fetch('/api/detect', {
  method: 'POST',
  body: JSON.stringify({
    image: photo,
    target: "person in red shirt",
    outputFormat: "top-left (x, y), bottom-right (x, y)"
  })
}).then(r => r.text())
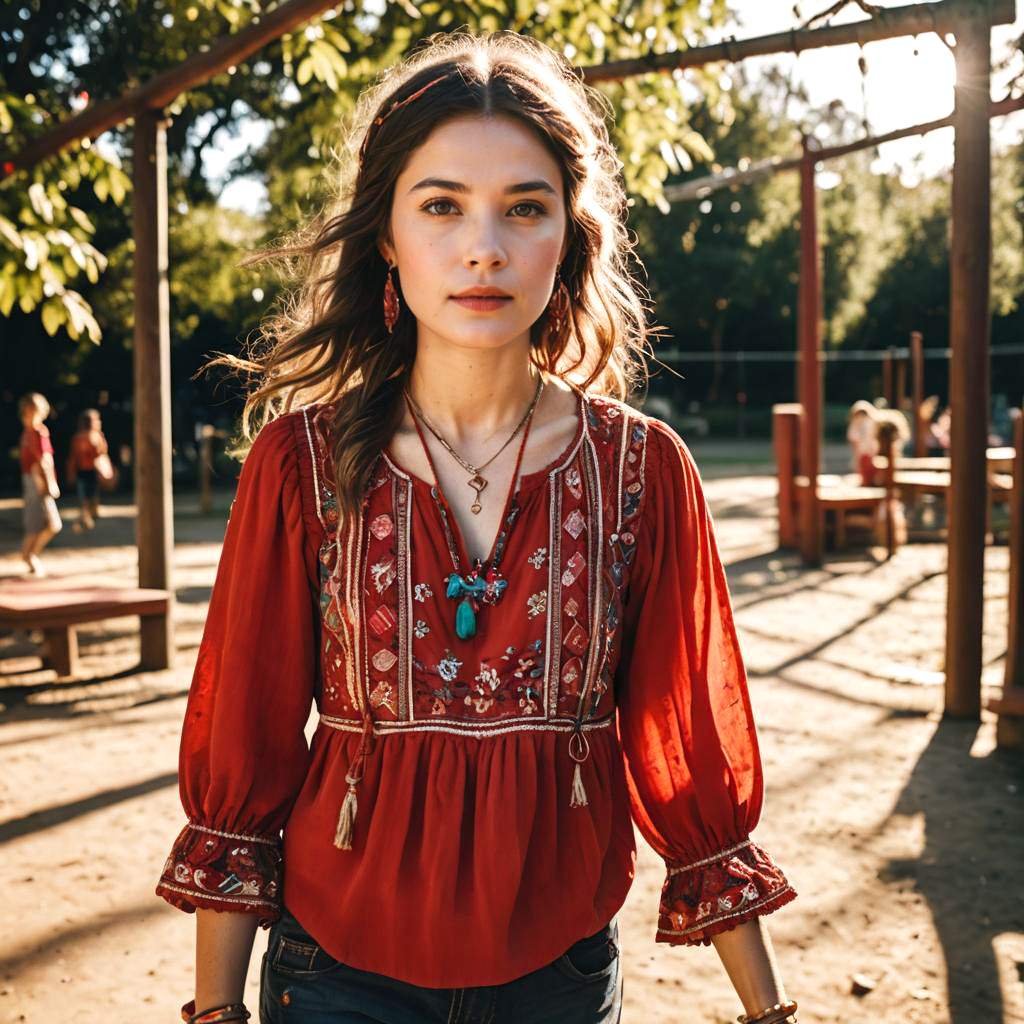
top-left (157, 33), bottom-right (799, 1024)
top-left (66, 408), bottom-right (110, 531)
top-left (18, 392), bottom-right (62, 576)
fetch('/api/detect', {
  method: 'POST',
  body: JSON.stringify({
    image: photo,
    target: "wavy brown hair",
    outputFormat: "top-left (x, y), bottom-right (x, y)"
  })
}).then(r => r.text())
top-left (215, 30), bottom-right (660, 525)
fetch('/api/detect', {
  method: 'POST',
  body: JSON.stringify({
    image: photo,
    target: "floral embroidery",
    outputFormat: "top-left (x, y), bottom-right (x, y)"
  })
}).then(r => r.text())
top-left (561, 551), bottom-right (586, 588)
top-left (465, 685), bottom-right (495, 714)
top-left (566, 466), bottom-right (583, 499)
top-left (370, 513), bottom-right (394, 540)
top-left (370, 558), bottom-right (396, 593)
top-left (372, 649), bottom-right (398, 673)
top-left (563, 508), bottom-right (585, 539)
top-left (513, 639), bottom-right (544, 684)
top-left (369, 681), bottom-right (397, 715)
top-left (432, 682), bottom-right (456, 715)
top-left (156, 823), bottom-right (281, 923)
top-left (414, 582), bottom-right (434, 602)
top-left (476, 663), bottom-right (501, 691)
top-left (414, 619), bottom-right (430, 639)
top-left (527, 590), bottom-right (547, 618)
top-left (657, 841), bottom-right (796, 947)
top-left (517, 682), bottom-right (541, 713)
top-left (437, 651), bottom-right (463, 683)
top-left (528, 547), bottom-right (547, 569)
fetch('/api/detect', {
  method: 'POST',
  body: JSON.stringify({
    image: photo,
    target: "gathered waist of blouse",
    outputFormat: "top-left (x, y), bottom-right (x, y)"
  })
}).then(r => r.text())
top-left (318, 709), bottom-right (616, 738)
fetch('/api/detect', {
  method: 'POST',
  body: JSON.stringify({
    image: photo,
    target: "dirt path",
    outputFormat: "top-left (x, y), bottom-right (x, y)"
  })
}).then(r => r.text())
top-left (1, 475), bottom-right (1021, 1024)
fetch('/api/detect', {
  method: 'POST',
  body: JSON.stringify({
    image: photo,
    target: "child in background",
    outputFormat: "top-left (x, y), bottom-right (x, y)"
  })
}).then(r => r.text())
top-left (847, 400), bottom-right (879, 485)
top-left (18, 392), bottom-right (62, 575)
top-left (66, 408), bottom-right (110, 531)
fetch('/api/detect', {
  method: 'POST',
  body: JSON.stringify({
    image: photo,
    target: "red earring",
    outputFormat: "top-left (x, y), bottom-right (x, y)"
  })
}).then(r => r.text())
top-left (547, 271), bottom-right (569, 336)
top-left (383, 265), bottom-right (400, 334)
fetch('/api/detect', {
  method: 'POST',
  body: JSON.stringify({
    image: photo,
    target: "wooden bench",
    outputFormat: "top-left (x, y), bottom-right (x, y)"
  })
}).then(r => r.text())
top-left (0, 577), bottom-right (172, 677)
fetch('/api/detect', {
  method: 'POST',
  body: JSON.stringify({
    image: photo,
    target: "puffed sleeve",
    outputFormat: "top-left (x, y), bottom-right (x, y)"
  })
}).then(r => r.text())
top-left (155, 416), bottom-right (317, 926)
top-left (615, 417), bottom-right (796, 946)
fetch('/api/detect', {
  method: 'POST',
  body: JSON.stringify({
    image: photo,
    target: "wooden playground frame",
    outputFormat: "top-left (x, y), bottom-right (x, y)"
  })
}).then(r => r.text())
top-left (3, 0), bottom-right (1020, 737)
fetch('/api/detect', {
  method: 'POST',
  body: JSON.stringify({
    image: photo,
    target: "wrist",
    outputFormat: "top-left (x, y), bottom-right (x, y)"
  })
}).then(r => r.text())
top-left (737, 999), bottom-right (798, 1024)
top-left (181, 999), bottom-right (251, 1023)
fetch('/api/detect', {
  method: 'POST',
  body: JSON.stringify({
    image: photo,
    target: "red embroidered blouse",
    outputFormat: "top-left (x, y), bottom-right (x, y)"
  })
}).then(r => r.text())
top-left (156, 390), bottom-right (796, 988)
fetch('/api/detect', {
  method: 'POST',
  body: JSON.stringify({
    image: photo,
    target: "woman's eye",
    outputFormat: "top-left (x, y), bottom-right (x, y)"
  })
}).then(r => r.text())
top-left (420, 199), bottom-right (546, 218)
top-left (509, 201), bottom-right (545, 218)
top-left (422, 198), bottom-right (457, 216)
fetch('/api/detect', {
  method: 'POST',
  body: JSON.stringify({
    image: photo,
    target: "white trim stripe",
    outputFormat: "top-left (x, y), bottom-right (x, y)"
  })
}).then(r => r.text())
top-left (319, 712), bottom-right (614, 739)
top-left (187, 821), bottom-right (279, 845)
top-left (302, 407), bottom-right (327, 529)
top-left (157, 880), bottom-right (279, 910)
top-left (666, 838), bottom-right (753, 874)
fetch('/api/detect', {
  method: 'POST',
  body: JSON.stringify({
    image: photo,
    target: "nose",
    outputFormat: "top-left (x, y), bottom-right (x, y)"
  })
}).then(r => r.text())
top-left (462, 216), bottom-right (508, 270)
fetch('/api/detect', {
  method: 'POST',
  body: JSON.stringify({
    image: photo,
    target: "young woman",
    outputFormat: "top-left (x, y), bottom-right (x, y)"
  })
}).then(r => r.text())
top-left (66, 408), bottom-right (111, 531)
top-left (157, 32), bottom-right (798, 1024)
top-left (18, 391), bottom-right (62, 575)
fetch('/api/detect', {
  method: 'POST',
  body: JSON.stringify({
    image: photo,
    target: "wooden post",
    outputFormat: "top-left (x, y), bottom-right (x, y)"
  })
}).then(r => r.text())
top-left (944, 10), bottom-right (992, 720)
top-left (911, 330), bottom-right (926, 456)
top-left (133, 108), bottom-right (174, 671)
top-left (773, 404), bottom-right (802, 548)
top-left (878, 425), bottom-right (898, 560)
top-left (895, 357), bottom-right (907, 416)
top-left (988, 410), bottom-right (1024, 747)
top-left (798, 137), bottom-right (823, 567)
top-left (882, 349), bottom-right (894, 407)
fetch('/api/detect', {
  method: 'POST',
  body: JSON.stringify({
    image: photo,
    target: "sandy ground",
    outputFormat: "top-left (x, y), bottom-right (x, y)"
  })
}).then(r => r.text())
top-left (1, 457), bottom-right (1022, 1024)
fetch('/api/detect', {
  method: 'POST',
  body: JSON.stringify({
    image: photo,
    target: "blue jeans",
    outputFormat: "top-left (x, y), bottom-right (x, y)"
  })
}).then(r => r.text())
top-left (259, 906), bottom-right (623, 1024)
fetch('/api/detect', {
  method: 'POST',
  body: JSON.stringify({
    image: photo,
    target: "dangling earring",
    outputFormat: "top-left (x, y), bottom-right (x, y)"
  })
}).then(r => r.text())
top-left (547, 269), bottom-right (569, 337)
top-left (383, 264), bottom-right (400, 334)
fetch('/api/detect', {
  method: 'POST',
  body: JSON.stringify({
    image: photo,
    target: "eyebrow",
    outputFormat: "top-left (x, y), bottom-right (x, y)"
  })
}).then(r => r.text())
top-left (408, 177), bottom-right (558, 196)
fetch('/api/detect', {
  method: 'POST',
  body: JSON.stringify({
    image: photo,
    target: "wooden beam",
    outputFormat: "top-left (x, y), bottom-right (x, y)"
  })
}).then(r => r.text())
top-left (1, 0), bottom-right (339, 173)
top-left (132, 109), bottom-right (175, 672)
top-left (944, 11), bottom-right (992, 720)
top-left (666, 94), bottom-right (1024, 203)
top-left (582, 0), bottom-right (1015, 84)
top-left (798, 138), bottom-right (823, 567)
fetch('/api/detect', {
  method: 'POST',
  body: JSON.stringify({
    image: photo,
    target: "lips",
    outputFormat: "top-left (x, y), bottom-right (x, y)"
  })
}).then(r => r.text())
top-left (450, 293), bottom-right (513, 312)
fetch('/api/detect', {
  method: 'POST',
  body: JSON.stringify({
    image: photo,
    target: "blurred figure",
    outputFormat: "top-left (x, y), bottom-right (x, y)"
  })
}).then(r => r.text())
top-left (919, 395), bottom-right (942, 455)
top-left (66, 408), bottom-right (111, 531)
top-left (930, 405), bottom-right (952, 454)
top-left (847, 399), bottom-right (879, 485)
top-left (874, 406), bottom-right (912, 459)
top-left (18, 392), bottom-right (62, 575)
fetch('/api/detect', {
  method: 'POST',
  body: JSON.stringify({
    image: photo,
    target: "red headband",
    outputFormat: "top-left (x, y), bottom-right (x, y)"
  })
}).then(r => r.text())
top-left (357, 71), bottom-right (453, 167)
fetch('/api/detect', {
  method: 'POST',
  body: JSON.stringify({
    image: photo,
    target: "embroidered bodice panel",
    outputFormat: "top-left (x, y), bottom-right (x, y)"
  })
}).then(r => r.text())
top-left (303, 394), bottom-right (650, 735)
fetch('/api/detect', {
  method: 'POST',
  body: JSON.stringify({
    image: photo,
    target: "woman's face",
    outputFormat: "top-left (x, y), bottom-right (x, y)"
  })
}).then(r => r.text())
top-left (381, 113), bottom-right (569, 353)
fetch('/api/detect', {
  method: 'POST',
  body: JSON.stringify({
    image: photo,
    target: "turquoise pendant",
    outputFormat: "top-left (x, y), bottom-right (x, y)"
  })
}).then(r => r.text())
top-left (455, 597), bottom-right (477, 639)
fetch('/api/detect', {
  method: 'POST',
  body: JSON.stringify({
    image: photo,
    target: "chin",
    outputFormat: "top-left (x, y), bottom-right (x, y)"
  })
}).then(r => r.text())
top-left (437, 324), bottom-right (531, 351)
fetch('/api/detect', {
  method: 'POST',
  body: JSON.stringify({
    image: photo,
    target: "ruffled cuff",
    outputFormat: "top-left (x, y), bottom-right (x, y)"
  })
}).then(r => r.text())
top-left (656, 837), bottom-right (796, 946)
top-left (155, 821), bottom-right (283, 927)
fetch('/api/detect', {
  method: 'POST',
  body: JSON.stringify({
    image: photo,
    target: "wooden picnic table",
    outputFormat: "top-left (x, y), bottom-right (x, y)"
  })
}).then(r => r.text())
top-left (0, 576), bottom-right (172, 676)
top-left (879, 447), bottom-right (1016, 473)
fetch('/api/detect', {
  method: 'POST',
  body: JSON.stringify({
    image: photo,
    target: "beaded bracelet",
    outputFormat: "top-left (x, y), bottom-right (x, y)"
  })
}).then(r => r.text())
top-left (737, 999), bottom-right (798, 1024)
top-left (180, 999), bottom-right (251, 1023)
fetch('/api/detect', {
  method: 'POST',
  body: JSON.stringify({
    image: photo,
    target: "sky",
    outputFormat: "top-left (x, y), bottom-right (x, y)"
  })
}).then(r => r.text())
top-left (201, 1), bottom-right (1024, 214)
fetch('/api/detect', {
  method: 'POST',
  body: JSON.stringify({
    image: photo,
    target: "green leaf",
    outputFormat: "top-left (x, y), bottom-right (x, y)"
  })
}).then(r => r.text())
top-left (41, 300), bottom-right (65, 336)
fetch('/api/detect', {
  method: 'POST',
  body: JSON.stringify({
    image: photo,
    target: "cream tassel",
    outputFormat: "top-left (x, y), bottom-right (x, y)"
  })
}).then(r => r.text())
top-left (570, 761), bottom-right (589, 807)
top-left (333, 780), bottom-right (359, 850)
